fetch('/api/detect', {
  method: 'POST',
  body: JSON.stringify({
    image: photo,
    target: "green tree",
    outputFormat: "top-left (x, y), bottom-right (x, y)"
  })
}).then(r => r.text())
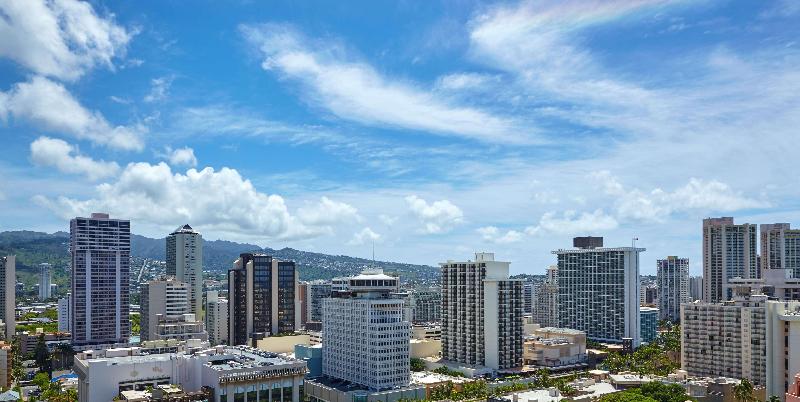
top-left (733, 379), bottom-right (756, 402)
top-left (599, 391), bottom-right (658, 402)
top-left (768, 396), bottom-right (780, 402)
top-left (33, 334), bottom-right (51, 374)
top-left (637, 382), bottom-right (694, 402)
top-left (410, 358), bottom-right (426, 372)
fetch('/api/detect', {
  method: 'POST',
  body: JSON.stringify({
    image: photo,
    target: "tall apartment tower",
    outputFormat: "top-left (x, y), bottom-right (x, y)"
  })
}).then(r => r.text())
top-left (703, 217), bottom-right (757, 303)
top-left (440, 252), bottom-right (523, 370)
top-left (39, 263), bottom-right (52, 300)
top-left (205, 290), bottom-right (229, 345)
top-left (554, 237), bottom-right (643, 346)
top-left (532, 265), bottom-right (559, 327)
top-left (166, 224), bottom-right (203, 318)
top-left (140, 278), bottom-right (190, 341)
top-left (656, 256), bottom-right (690, 322)
top-left (57, 294), bottom-right (71, 332)
top-left (689, 276), bottom-right (704, 301)
top-left (304, 280), bottom-right (333, 326)
top-left (0, 256), bottom-right (15, 339)
top-left (70, 213), bottom-right (131, 346)
top-left (228, 253), bottom-right (301, 346)
top-left (410, 288), bottom-right (441, 324)
top-left (522, 283), bottom-right (534, 314)
top-left (761, 223), bottom-right (800, 278)
top-left (322, 269), bottom-right (410, 391)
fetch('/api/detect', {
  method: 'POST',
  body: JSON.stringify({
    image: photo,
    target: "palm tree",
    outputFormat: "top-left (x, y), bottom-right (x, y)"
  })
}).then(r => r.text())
top-left (733, 379), bottom-right (755, 402)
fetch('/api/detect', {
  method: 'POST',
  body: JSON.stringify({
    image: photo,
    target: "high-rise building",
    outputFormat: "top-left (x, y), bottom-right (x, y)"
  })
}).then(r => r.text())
top-left (639, 307), bottom-right (658, 343)
top-left (205, 290), bottom-right (228, 345)
top-left (657, 256), bottom-right (690, 322)
top-left (554, 237), bottom-right (643, 346)
top-left (228, 253), bottom-right (300, 346)
top-left (0, 256), bottom-right (14, 339)
top-left (70, 213), bottom-right (131, 346)
top-left (522, 283), bottom-right (533, 314)
top-left (140, 278), bottom-right (191, 341)
top-left (532, 265), bottom-right (559, 328)
top-left (410, 288), bottom-right (441, 324)
top-left (682, 296), bottom-right (800, 398)
top-left (689, 276), bottom-right (704, 301)
top-left (306, 281), bottom-right (333, 325)
top-left (57, 294), bottom-right (71, 332)
top-left (38, 262), bottom-right (52, 300)
top-left (703, 217), bottom-right (757, 303)
top-left (166, 224), bottom-right (203, 318)
top-left (761, 223), bottom-right (800, 278)
top-left (440, 252), bottom-right (523, 370)
top-left (322, 269), bottom-right (410, 391)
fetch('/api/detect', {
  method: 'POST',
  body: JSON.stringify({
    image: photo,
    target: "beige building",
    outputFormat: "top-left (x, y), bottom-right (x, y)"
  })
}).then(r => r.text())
top-left (0, 341), bottom-right (11, 388)
top-left (523, 327), bottom-right (587, 369)
top-left (166, 224), bottom-right (203, 318)
top-left (531, 265), bottom-right (559, 328)
top-left (141, 278), bottom-right (192, 341)
top-left (152, 314), bottom-right (208, 342)
top-left (703, 217), bottom-right (757, 303)
top-left (0, 256), bottom-right (15, 339)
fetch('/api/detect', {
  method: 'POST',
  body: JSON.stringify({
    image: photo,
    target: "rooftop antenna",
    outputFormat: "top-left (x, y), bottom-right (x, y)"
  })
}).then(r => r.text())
top-left (632, 237), bottom-right (639, 248)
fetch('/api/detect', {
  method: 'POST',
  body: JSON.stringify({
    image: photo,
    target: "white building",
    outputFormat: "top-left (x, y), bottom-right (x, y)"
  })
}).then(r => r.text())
top-left (322, 269), bottom-right (410, 391)
top-left (726, 268), bottom-right (800, 301)
top-left (554, 237), bottom-right (643, 346)
top-left (440, 252), bottom-right (524, 371)
top-left (657, 256), bottom-right (690, 322)
top-left (166, 224), bottom-right (203, 318)
top-left (205, 290), bottom-right (228, 345)
top-left (74, 345), bottom-right (307, 402)
top-left (57, 294), bottom-right (71, 332)
top-left (760, 223), bottom-right (800, 278)
top-left (0, 256), bottom-right (14, 339)
top-left (532, 265), bottom-right (559, 328)
top-left (766, 301), bottom-right (800, 401)
top-left (152, 313), bottom-right (208, 342)
top-left (703, 217), bottom-right (757, 303)
top-left (140, 278), bottom-right (192, 341)
top-left (689, 276), bottom-right (704, 301)
top-left (70, 213), bottom-right (131, 346)
top-left (38, 263), bottom-right (52, 300)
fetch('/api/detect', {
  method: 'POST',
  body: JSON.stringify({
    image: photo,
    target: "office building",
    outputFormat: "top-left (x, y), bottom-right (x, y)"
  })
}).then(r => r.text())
top-left (657, 256), bottom-right (690, 322)
top-left (681, 295), bottom-right (800, 397)
top-left (440, 252), bottom-right (524, 371)
top-left (166, 224), bottom-right (203, 318)
top-left (70, 213), bottom-right (131, 346)
top-left (322, 269), bottom-right (410, 391)
top-left (703, 217), bottom-right (757, 303)
top-left (0, 256), bottom-right (14, 339)
top-left (141, 278), bottom-right (192, 341)
top-left (205, 291), bottom-right (228, 345)
top-left (761, 223), bottom-right (800, 278)
top-left (74, 345), bottom-right (307, 402)
top-left (639, 307), bottom-right (658, 343)
top-left (58, 294), bottom-right (71, 332)
top-left (554, 237), bottom-right (643, 346)
top-left (531, 265), bottom-right (559, 328)
top-left (306, 280), bottom-right (332, 325)
top-left (228, 253), bottom-right (300, 346)
top-left (39, 262), bottom-right (52, 300)
top-left (410, 288), bottom-right (441, 324)
top-left (689, 276), bottom-right (704, 301)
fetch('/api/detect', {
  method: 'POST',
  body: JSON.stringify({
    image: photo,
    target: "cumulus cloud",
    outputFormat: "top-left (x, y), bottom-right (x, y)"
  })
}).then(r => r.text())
top-left (144, 76), bottom-right (173, 103)
top-left (296, 196), bottom-right (360, 226)
top-left (32, 162), bottom-right (342, 240)
top-left (592, 171), bottom-right (768, 222)
top-left (0, 0), bottom-right (132, 81)
top-left (405, 195), bottom-right (464, 234)
top-left (477, 226), bottom-right (524, 244)
top-left (162, 146), bottom-right (197, 167)
top-left (0, 76), bottom-right (144, 150)
top-left (525, 209), bottom-right (619, 236)
top-left (29, 136), bottom-right (120, 180)
top-left (348, 227), bottom-right (381, 246)
top-left (240, 23), bottom-right (530, 144)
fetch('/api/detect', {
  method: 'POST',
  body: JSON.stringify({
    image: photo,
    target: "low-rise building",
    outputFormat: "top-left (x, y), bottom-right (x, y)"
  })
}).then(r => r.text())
top-left (523, 327), bottom-right (587, 369)
top-left (74, 345), bottom-right (307, 402)
top-left (639, 307), bottom-right (659, 344)
top-left (0, 341), bottom-right (11, 389)
top-left (152, 313), bottom-right (208, 342)
top-left (18, 330), bottom-right (71, 355)
top-left (120, 384), bottom-right (214, 401)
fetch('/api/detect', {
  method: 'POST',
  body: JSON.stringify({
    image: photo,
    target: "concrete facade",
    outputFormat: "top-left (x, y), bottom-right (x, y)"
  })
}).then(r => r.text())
top-left (657, 256), bottom-right (689, 322)
top-left (532, 265), bottom-right (559, 328)
top-left (205, 290), bottom-right (228, 345)
top-left (38, 262), bottom-right (52, 300)
top-left (703, 217), bottom-right (758, 303)
top-left (166, 224), bottom-right (203, 318)
top-left (0, 256), bottom-right (14, 339)
top-left (141, 278), bottom-right (191, 341)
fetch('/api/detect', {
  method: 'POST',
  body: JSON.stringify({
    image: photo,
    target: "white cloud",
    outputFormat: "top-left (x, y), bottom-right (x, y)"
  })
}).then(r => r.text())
top-left (592, 171), bottom-right (768, 222)
top-left (435, 73), bottom-right (498, 91)
top-left (240, 23), bottom-right (530, 144)
top-left (32, 162), bottom-right (339, 240)
top-left (477, 226), bottom-right (524, 244)
top-left (379, 214), bottom-right (398, 226)
top-left (144, 76), bottom-right (173, 103)
top-left (348, 227), bottom-right (381, 246)
top-left (296, 196), bottom-right (361, 227)
top-left (525, 209), bottom-right (619, 236)
top-left (162, 146), bottom-right (197, 167)
top-left (0, 76), bottom-right (144, 150)
top-left (405, 195), bottom-right (464, 234)
top-left (29, 136), bottom-right (119, 180)
top-left (0, 0), bottom-right (132, 81)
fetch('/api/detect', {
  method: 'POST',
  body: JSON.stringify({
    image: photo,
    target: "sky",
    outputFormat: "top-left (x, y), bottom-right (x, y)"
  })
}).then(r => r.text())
top-left (1, 0), bottom-right (799, 275)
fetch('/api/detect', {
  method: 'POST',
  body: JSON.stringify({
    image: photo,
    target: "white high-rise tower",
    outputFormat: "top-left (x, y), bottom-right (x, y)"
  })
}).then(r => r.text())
top-left (167, 224), bottom-right (203, 318)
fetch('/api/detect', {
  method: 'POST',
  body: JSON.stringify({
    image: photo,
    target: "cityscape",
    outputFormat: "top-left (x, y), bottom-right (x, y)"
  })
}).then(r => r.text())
top-left (1, 1), bottom-right (799, 402)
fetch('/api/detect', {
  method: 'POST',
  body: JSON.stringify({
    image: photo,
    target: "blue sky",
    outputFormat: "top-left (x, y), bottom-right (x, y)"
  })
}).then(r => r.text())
top-left (1, 0), bottom-right (799, 275)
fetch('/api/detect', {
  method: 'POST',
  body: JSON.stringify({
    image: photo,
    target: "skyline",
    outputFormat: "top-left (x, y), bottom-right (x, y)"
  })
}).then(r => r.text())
top-left (2, 0), bottom-right (800, 275)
